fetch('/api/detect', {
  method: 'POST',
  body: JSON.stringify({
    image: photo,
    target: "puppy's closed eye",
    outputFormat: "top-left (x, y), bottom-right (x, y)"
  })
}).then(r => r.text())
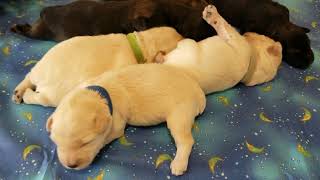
top-left (79, 140), bottom-right (93, 148)
top-left (80, 134), bottom-right (97, 148)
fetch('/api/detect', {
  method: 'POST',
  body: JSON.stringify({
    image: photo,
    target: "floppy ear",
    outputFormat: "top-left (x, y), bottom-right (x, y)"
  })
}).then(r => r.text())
top-left (94, 117), bottom-right (111, 134)
top-left (46, 115), bottom-right (54, 133)
top-left (267, 42), bottom-right (282, 57)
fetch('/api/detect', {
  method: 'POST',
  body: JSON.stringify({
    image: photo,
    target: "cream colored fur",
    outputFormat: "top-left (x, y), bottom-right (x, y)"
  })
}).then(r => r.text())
top-left (12, 27), bottom-right (183, 106)
top-left (11, 5), bottom-right (283, 177)
top-left (161, 5), bottom-right (282, 94)
top-left (47, 64), bottom-right (205, 176)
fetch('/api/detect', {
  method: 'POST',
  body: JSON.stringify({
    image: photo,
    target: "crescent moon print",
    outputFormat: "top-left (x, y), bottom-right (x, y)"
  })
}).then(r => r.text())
top-left (0, 0), bottom-right (319, 179)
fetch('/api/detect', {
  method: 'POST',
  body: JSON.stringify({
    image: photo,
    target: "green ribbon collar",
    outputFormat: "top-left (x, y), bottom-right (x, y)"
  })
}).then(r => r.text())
top-left (127, 32), bottom-right (146, 64)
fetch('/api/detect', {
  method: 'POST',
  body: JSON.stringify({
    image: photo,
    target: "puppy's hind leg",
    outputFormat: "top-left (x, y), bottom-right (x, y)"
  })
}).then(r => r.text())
top-left (202, 5), bottom-right (239, 41)
top-left (12, 73), bottom-right (35, 104)
top-left (167, 106), bottom-right (196, 176)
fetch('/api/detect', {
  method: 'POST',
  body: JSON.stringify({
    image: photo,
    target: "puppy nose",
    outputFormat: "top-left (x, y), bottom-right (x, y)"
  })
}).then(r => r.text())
top-left (308, 51), bottom-right (314, 59)
top-left (66, 163), bottom-right (79, 169)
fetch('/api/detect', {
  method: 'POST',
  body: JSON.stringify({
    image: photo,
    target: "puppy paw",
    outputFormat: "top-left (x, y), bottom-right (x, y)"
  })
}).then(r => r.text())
top-left (154, 51), bottom-right (166, 64)
top-left (10, 24), bottom-right (31, 34)
top-left (170, 159), bottom-right (188, 176)
top-left (202, 5), bottom-right (219, 24)
top-left (12, 88), bottom-right (24, 104)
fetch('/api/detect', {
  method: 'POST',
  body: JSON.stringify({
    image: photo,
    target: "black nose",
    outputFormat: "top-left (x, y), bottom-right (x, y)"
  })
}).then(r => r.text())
top-left (308, 50), bottom-right (314, 60)
top-left (67, 164), bottom-right (78, 169)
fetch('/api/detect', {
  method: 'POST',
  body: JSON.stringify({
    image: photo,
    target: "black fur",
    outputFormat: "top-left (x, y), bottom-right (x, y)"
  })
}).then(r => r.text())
top-left (10, 0), bottom-right (314, 69)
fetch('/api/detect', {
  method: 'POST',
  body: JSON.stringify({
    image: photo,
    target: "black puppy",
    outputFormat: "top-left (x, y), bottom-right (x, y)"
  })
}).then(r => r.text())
top-left (211, 0), bottom-right (313, 69)
top-left (10, 0), bottom-right (314, 69)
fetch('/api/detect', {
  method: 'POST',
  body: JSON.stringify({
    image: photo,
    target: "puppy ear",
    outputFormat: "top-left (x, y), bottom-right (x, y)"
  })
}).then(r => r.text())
top-left (267, 42), bottom-right (282, 57)
top-left (46, 115), bottom-right (54, 133)
top-left (94, 117), bottom-right (110, 133)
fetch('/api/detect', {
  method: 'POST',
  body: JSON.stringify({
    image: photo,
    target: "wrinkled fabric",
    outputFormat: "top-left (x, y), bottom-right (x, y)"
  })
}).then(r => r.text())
top-left (0, 0), bottom-right (319, 179)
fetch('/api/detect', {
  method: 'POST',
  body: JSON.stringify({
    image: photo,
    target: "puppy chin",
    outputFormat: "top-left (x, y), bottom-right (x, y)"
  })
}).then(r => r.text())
top-left (60, 157), bottom-right (94, 170)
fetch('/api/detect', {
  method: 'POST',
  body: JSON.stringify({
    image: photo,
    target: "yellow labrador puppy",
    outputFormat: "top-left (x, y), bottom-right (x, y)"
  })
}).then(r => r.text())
top-left (46, 64), bottom-right (206, 176)
top-left (159, 5), bottom-right (282, 94)
top-left (12, 27), bottom-right (183, 106)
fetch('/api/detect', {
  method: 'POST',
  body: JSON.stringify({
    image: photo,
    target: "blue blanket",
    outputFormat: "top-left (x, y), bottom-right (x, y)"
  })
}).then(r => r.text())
top-left (0, 0), bottom-right (319, 179)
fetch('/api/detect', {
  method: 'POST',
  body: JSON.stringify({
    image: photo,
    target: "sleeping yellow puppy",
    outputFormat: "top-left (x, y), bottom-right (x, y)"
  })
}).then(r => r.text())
top-left (158, 5), bottom-right (282, 94)
top-left (46, 64), bottom-right (205, 176)
top-left (12, 27), bottom-right (182, 106)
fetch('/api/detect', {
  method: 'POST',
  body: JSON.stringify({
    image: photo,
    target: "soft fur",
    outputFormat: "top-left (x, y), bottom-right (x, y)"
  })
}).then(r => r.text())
top-left (46, 64), bottom-right (206, 176)
top-left (12, 27), bottom-right (183, 106)
top-left (11, 4), bottom-right (283, 176)
top-left (159, 5), bottom-right (282, 94)
top-left (11, 0), bottom-right (313, 69)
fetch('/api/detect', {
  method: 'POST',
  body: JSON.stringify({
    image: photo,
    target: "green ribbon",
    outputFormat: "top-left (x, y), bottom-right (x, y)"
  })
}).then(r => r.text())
top-left (127, 32), bottom-right (146, 64)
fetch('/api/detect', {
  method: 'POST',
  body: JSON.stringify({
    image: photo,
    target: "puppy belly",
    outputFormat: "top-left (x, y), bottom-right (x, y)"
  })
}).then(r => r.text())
top-left (127, 116), bottom-right (166, 126)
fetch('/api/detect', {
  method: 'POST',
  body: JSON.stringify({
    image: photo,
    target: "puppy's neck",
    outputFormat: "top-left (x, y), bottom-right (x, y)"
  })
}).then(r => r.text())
top-left (136, 28), bottom-right (183, 63)
top-left (136, 31), bottom-right (163, 63)
top-left (241, 42), bottom-right (258, 83)
top-left (97, 83), bottom-right (129, 144)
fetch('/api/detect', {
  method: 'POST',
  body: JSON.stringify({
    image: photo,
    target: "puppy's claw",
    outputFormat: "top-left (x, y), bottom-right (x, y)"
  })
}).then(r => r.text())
top-left (170, 159), bottom-right (187, 176)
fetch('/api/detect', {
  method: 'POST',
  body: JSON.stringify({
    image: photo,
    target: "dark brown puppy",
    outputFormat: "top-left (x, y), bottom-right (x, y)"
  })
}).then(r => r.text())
top-left (10, 0), bottom-right (314, 69)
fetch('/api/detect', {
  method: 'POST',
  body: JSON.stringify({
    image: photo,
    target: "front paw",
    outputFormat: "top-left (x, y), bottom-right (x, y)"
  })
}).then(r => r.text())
top-left (202, 5), bottom-right (219, 24)
top-left (170, 159), bottom-right (188, 176)
top-left (10, 24), bottom-right (31, 33)
top-left (12, 89), bottom-right (24, 104)
top-left (154, 51), bottom-right (166, 64)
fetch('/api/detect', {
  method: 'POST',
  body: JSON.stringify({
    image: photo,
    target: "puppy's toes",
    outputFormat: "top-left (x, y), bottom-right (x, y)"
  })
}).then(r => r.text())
top-left (206, 5), bottom-right (218, 14)
top-left (10, 24), bottom-right (21, 33)
top-left (12, 89), bottom-right (24, 104)
top-left (10, 24), bottom-right (31, 34)
top-left (202, 5), bottom-right (218, 22)
top-left (170, 159), bottom-right (187, 176)
top-left (154, 51), bottom-right (166, 64)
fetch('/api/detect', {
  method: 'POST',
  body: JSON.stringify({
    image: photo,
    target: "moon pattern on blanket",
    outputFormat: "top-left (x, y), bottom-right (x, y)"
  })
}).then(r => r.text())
top-left (300, 107), bottom-right (312, 122)
top-left (297, 143), bottom-right (312, 157)
top-left (259, 112), bottom-right (273, 123)
top-left (155, 154), bottom-right (173, 169)
top-left (22, 145), bottom-right (41, 160)
top-left (2, 45), bottom-right (10, 56)
top-left (119, 136), bottom-right (133, 146)
top-left (24, 60), bottom-right (38, 67)
top-left (304, 75), bottom-right (319, 83)
top-left (87, 170), bottom-right (105, 180)
top-left (261, 85), bottom-right (272, 92)
top-left (0, 0), bottom-right (319, 179)
top-left (22, 112), bottom-right (33, 121)
top-left (208, 156), bottom-right (223, 173)
top-left (217, 96), bottom-right (230, 106)
top-left (246, 141), bottom-right (264, 154)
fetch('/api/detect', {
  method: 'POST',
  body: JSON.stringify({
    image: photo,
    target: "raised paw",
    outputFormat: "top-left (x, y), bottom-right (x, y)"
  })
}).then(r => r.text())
top-left (170, 158), bottom-right (188, 176)
top-left (202, 5), bottom-right (219, 24)
top-left (12, 89), bottom-right (24, 104)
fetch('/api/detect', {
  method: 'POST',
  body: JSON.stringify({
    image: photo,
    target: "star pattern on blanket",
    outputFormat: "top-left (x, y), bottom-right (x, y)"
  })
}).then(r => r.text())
top-left (0, 0), bottom-right (319, 179)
